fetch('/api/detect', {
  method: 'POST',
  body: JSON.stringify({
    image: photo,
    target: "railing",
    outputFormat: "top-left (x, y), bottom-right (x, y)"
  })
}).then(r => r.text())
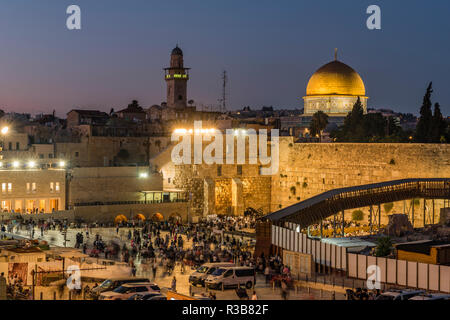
top-left (73, 198), bottom-right (188, 207)
top-left (267, 178), bottom-right (450, 227)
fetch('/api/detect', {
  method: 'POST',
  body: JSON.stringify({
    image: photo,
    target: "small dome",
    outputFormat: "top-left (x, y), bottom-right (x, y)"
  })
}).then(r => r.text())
top-left (306, 60), bottom-right (365, 96)
top-left (171, 46), bottom-right (183, 56)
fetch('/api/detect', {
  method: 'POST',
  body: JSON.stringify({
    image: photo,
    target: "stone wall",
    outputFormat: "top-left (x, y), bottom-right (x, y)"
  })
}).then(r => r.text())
top-left (68, 166), bottom-right (163, 205)
top-left (150, 135), bottom-right (449, 222)
top-left (71, 202), bottom-right (189, 223)
top-left (271, 138), bottom-right (450, 225)
top-left (5, 202), bottom-right (189, 223)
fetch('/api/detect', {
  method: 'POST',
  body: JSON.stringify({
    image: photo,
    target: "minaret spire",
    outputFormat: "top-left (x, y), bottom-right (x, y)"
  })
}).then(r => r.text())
top-left (334, 48), bottom-right (338, 61)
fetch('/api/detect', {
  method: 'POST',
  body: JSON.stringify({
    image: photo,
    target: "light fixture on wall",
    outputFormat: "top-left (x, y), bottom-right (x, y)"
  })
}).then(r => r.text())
top-left (139, 172), bottom-right (149, 178)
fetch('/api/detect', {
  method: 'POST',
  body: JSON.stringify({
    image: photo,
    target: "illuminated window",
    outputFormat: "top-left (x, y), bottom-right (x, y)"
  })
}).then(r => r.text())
top-left (26, 183), bottom-right (30, 193)
top-left (2, 183), bottom-right (6, 193)
top-left (50, 182), bottom-right (54, 192)
top-left (8, 183), bottom-right (12, 193)
top-left (31, 183), bottom-right (36, 192)
top-left (55, 182), bottom-right (60, 192)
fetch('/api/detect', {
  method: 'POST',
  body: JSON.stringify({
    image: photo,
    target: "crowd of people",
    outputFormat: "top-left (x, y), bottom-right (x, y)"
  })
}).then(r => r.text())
top-left (1, 214), bottom-right (310, 300)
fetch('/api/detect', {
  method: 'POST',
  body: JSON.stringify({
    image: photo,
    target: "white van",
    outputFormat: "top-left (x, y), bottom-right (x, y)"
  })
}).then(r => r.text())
top-left (205, 266), bottom-right (255, 290)
top-left (189, 262), bottom-right (235, 287)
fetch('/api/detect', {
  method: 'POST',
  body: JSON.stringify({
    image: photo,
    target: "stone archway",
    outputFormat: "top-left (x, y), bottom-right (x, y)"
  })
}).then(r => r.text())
top-left (168, 212), bottom-right (182, 223)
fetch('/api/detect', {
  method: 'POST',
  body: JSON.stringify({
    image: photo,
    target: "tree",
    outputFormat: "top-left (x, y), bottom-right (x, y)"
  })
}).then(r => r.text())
top-left (415, 82), bottom-right (433, 142)
top-left (431, 103), bottom-right (447, 143)
top-left (375, 236), bottom-right (393, 257)
top-left (334, 97), bottom-right (365, 142)
top-left (352, 210), bottom-right (364, 221)
top-left (383, 202), bottom-right (394, 214)
top-left (309, 111), bottom-right (329, 141)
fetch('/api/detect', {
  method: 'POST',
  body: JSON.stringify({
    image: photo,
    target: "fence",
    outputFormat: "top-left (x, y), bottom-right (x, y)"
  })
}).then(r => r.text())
top-left (347, 253), bottom-right (450, 293)
top-left (271, 225), bottom-right (450, 293)
top-left (272, 225), bottom-right (347, 271)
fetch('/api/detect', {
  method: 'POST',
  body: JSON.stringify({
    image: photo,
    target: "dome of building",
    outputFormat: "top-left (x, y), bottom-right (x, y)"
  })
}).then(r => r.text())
top-left (306, 60), bottom-right (365, 96)
top-left (171, 45), bottom-right (183, 56)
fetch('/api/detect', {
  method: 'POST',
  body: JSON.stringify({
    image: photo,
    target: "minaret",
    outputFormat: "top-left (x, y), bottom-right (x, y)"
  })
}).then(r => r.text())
top-left (164, 45), bottom-right (190, 108)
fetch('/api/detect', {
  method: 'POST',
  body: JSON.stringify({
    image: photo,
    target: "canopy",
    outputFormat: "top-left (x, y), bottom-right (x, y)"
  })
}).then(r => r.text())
top-left (114, 214), bottom-right (128, 224)
top-left (134, 213), bottom-right (146, 221)
top-left (151, 213), bottom-right (164, 221)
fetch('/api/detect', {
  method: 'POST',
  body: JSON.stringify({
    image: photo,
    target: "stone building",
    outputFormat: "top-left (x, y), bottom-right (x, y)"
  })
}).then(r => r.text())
top-left (0, 168), bottom-right (66, 213)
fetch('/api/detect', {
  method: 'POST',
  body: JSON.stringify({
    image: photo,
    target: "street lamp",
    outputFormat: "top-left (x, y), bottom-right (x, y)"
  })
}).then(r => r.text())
top-left (12, 161), bottom-right (19, 168)
top-left (139, 172), bottom-right (148, 178)
top-left (59, 161), bottom-right (66, 167)
top-left (1, 126), bottom-right (8, 135)
top-left (28, 160), bottom-right (36, 168)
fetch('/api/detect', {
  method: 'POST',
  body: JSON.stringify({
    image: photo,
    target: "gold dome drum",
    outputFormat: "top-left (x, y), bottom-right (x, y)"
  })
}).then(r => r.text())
top-left (303, 58), bottom-right (368, 116)
top-left (306, 60), bottom-right (365, 96)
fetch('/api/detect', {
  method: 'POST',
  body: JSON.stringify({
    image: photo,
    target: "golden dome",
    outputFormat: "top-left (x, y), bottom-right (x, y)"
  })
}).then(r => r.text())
top-left (306, 60), bottom-right (365, 96)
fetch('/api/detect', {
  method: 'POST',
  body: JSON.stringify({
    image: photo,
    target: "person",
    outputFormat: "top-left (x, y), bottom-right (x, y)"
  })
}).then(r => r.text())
top-left (235, 285), bottom-right (249, 300)
top-left (264, 265), bottom-right (271, 284)
top-left (281, 280), bottom-right (288, 300)
top-left (0, 272), bottom-right (6, 300)
top-left (152, 260), bottom-right (157, 279)
top-left (251, 291), bottom-right (258, 300)
top-left (171, 276), bottom-right (177, 292)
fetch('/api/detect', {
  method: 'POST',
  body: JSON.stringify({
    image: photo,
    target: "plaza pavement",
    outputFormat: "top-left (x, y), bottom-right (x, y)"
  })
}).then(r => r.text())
top-left (4, 226), bottom-right (344, 300)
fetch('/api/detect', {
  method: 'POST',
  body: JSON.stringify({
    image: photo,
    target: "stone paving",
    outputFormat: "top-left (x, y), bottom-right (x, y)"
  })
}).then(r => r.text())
top-left (3, 226), bottom-right (344, 300)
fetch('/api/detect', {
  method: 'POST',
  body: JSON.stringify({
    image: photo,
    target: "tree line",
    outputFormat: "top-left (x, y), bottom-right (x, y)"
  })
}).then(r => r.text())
top-left (309, 82), bottom-right (449, 143)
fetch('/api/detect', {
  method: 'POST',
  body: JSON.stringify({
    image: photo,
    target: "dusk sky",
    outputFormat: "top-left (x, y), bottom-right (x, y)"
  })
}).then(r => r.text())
top-left (0, 0), bottom-right (449, 117)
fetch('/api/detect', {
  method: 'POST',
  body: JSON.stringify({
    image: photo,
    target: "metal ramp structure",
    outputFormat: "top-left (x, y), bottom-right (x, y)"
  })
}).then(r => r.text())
top-left (264, 178), bottom-right (450, 230)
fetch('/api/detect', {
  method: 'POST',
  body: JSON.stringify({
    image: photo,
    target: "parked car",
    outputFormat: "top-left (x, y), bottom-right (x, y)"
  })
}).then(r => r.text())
top-left (128, 292), bottom-right (164, 300)
top-left (147, 295), bottom-right (167, 300)
top-left (89, 277), bottom-right (150, 299)
top-left (205, 266), bottom-right (255, 290)
top-left (99, 283), bottom-right (160, 300)
top-left (189, 262), bottom-right (235, 287)
top-left (409, 293), bottom-right (450, 300)
top-left (375, 289), bottom-right (425, 301)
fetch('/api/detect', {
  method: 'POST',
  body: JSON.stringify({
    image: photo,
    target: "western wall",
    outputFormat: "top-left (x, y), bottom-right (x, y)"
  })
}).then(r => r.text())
top-left (153, 137), bottom-right (450, 226)
top-left (271, 138), bottom-right (450, 225)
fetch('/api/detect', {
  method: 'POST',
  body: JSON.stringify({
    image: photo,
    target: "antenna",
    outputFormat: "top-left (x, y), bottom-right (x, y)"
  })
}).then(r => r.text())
top-left (218, 70), bottom-right (228, 112)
